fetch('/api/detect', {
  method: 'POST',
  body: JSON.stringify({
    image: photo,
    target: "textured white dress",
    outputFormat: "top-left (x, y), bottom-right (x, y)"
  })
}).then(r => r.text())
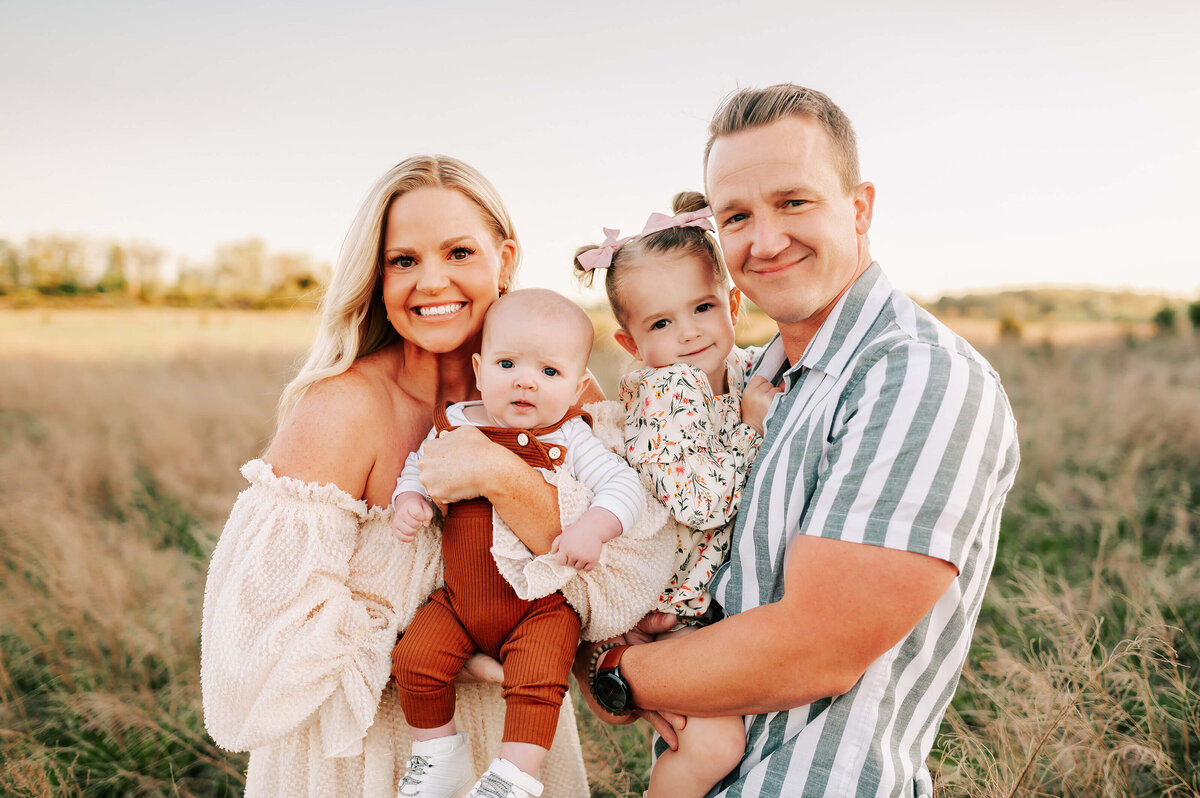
top-left (201, 408), bottom-right (677, 798)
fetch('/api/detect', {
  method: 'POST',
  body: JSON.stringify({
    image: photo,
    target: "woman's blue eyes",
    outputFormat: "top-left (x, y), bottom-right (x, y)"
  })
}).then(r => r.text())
top-left (387, 248), bottom-right (474, 269)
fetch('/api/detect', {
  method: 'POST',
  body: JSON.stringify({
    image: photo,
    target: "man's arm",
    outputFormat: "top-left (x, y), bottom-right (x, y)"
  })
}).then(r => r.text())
top-left (586, 535), bottom-right (955, 718)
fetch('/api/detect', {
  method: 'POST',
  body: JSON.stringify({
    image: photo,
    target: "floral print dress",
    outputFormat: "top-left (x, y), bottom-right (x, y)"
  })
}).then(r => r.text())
top-left (618, 346), bottom-right (762, 621)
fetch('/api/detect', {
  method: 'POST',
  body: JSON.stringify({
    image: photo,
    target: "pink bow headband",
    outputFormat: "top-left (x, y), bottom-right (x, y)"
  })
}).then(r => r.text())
top-left (577, 207), bottom-right (714, 271)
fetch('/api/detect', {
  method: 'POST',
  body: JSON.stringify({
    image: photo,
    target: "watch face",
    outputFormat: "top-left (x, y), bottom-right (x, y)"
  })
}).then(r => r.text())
top-left (595, 672), bottom-right (631, 713)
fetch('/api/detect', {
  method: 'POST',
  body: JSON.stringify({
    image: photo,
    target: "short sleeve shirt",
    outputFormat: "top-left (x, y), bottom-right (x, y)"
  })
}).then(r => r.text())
top-left (707, 263), bottom-right (1021, 798)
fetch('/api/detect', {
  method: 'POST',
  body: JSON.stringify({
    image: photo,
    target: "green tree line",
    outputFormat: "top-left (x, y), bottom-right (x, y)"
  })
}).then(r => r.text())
top-left (0, 235), bottom-right (329, 308)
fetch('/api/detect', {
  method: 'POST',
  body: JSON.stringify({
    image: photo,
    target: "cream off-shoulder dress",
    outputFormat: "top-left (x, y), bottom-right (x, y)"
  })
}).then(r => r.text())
top-left (201, 401), bottom-right (678, 798)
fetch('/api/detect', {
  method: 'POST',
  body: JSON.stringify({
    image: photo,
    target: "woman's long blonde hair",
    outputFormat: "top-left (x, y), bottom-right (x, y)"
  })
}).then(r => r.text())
top-left (276, 155), bottom-right (520, 431)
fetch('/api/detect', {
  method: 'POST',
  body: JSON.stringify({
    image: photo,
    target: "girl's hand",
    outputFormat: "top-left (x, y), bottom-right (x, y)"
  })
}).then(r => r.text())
top-left (741, 376), bottom-right (784, 436)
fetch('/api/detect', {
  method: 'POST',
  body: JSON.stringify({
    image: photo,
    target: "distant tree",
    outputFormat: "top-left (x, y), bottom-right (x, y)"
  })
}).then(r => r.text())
top-left (1152, 305), bottom-right (1177, 335)
top-left (1188, 300), bottom-right (1200, 332)
top-left (97, 244), bottom-right (128, 294)
top-left (215, 238), bottom-right (267, 300)
top-left (25, 236), bottom-right (86, 295)
top-left (998, 313), bottom-right (1023, 342)
top-left (125, 242), bottom-right (165, 300)
top-left (0, 240), bottom-right (17, 294)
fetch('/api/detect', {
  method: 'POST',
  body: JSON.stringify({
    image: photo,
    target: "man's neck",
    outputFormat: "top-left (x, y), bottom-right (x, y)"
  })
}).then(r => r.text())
top-left (778, 253), bottom-right (872, 364)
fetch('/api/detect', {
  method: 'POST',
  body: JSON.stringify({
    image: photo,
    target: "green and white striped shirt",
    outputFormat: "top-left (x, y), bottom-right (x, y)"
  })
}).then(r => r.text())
top-left (707, 263), bottom-right (1020, 797)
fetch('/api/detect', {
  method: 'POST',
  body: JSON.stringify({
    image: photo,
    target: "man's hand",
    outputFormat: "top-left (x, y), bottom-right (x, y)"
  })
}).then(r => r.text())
top-left (551, 507), bottom-right (620, 570)
top-left (741, 375), bottom-right (784, 435)
top-left (573, 619), bottom-right (685, 751)
top-left (390, 491), bottom-right (433, 542)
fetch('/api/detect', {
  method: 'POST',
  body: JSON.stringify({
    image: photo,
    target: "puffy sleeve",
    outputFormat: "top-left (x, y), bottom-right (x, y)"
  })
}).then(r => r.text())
top-left (490, 401), bottom-right (680, 641)
top-left (619, 363), bottom-right (760, 530)
top-left (201, 460), bottom-right (443, 758)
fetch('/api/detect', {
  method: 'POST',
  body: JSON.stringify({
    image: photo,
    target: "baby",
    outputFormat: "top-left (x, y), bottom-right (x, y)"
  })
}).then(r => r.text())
top-left (390, 288), bottom-right (642, 798)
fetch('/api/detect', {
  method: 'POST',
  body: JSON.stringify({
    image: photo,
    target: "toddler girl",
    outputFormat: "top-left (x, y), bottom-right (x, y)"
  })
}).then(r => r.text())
top-left (575, 193), bottom-right (781, 798)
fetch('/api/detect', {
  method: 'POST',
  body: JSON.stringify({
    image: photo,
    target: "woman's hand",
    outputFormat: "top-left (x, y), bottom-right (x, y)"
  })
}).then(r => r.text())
top-left (420, 424), bottom-right (562, 554)
top-left (417, 426), bottom-right (509, 505)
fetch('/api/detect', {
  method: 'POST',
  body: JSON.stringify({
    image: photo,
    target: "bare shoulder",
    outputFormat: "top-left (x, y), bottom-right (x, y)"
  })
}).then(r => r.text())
top-left (265, 365), bottom-right (394, 501)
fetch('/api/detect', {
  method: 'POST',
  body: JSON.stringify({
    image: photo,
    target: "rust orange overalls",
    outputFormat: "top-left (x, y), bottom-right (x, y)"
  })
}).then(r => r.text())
top-left (391, 404), bottom-right (588, 749)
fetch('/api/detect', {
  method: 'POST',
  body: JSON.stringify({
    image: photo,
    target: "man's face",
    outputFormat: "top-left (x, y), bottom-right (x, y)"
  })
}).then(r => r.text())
top-left (706, 116), bottom-right (874, 346)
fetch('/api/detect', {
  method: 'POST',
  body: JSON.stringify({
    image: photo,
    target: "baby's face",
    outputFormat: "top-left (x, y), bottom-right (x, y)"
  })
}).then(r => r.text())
top-left (472, 317), bottom-right (589, 429)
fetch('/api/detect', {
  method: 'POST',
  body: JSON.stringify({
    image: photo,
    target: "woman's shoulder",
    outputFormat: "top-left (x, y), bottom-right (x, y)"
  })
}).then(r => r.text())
top-left (265, 362), bottom-right (405, 501)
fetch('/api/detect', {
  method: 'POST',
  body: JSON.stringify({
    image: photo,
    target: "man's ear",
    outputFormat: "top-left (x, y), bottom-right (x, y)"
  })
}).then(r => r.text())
top-left (471, 352), bottom-right (483, 392)
top-left (613, 328), bottom-right (641, 359)
top-left (853, 181), bottom-right (875, 235)
top-left (729, 286), bottom-right (742, 324)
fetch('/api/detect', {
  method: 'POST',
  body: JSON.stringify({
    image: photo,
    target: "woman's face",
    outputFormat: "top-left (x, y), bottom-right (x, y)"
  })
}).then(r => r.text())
top-left (381, 187), bottom-right (516, 354)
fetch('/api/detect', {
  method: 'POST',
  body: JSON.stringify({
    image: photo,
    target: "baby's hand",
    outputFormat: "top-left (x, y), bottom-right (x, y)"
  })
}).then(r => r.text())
top-left (550, 507), bottom-right (620, 571)
top-left (741, 375), bottom-right (784, 436)
top-left (390, 491), bottom-right (434, 542)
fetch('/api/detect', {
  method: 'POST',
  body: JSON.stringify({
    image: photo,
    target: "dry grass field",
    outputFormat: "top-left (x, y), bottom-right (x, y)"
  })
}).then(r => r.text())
top-left (1, 308), bottom-right (1197, 797)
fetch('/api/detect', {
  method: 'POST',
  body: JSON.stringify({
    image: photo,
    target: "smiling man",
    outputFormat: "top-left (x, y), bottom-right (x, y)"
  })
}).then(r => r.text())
top-left (580, 85), bottom-right (1021, 797)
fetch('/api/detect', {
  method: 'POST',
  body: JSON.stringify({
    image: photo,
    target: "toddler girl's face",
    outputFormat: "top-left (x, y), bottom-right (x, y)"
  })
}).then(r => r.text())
top-left (614, 250), bottom-right (737, 394)
top-left (472, 317), bottom-right (589, 429)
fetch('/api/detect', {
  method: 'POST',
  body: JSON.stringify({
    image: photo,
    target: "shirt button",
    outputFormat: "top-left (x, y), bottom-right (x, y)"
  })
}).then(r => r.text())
top-left (517, 433), bottom-right (530, 446)
top-left (438, 430), bottom-right (449, 438)
top-left (548, 446), bottom-right (561, 459)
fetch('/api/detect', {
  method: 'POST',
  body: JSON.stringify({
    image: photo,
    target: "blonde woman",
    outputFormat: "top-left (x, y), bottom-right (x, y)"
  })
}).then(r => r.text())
top-left (200, 156), bottom-right (675, 797)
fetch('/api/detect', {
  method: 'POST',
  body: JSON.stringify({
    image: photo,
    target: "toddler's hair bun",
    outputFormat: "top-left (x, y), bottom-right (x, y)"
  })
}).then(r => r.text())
top-left (572, 244), bottom-right (601, 287)
top-left (672, 191), bottom-right (709, 215)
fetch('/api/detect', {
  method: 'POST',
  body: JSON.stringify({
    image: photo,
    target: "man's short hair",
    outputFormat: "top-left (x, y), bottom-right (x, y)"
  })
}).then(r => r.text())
top-left (705, 84), bottom-right (861, 192)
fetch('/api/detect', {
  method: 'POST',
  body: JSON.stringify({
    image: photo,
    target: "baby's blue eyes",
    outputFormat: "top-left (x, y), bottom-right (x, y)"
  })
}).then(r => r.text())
top-left (497, 360), bottom-right (558, 377)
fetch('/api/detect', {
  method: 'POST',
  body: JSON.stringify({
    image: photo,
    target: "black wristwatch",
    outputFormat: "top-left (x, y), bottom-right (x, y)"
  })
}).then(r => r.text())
top-left (591, 643), bottom-right (635, 715)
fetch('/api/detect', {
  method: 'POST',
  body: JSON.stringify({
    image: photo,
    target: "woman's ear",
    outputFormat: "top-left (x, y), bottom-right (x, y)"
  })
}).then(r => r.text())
top-left (729, 286), bottom-right (742, 323)
top-left (613, 328), bottom-right (641, 359)
top-left (497, 238), bottom-right (518, 293)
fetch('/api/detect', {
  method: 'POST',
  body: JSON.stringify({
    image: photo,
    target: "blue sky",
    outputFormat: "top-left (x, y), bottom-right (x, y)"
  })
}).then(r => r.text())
top-left (3, 0), bottom-right (1197, 301)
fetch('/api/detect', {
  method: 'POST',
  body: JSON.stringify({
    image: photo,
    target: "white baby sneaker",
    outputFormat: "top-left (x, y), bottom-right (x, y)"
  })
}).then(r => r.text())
top-left (465, 758), bottom-right (544, 798)
top-left (397, 732), bottom-right (473, 798)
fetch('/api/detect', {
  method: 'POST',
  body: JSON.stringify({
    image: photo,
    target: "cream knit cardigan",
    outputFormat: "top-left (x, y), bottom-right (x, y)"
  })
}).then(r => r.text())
top-left (201, 401), bottom-right (678, 798)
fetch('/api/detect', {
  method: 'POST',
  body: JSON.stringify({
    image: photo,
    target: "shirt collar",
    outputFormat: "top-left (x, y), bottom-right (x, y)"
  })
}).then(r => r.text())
top-left (754, 262), bottom-right (892, 384)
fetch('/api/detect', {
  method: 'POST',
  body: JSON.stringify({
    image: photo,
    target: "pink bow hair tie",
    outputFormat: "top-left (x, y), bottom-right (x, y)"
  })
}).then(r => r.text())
top-left (577, 227), bottom-right (633, 271)
top-left (639, 207), bottom-right (715, 236)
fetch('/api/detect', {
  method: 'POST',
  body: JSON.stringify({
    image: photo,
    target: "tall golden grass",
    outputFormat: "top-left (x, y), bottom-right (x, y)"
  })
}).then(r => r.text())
top-left (0, 309), bottom-right (1197, 797)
